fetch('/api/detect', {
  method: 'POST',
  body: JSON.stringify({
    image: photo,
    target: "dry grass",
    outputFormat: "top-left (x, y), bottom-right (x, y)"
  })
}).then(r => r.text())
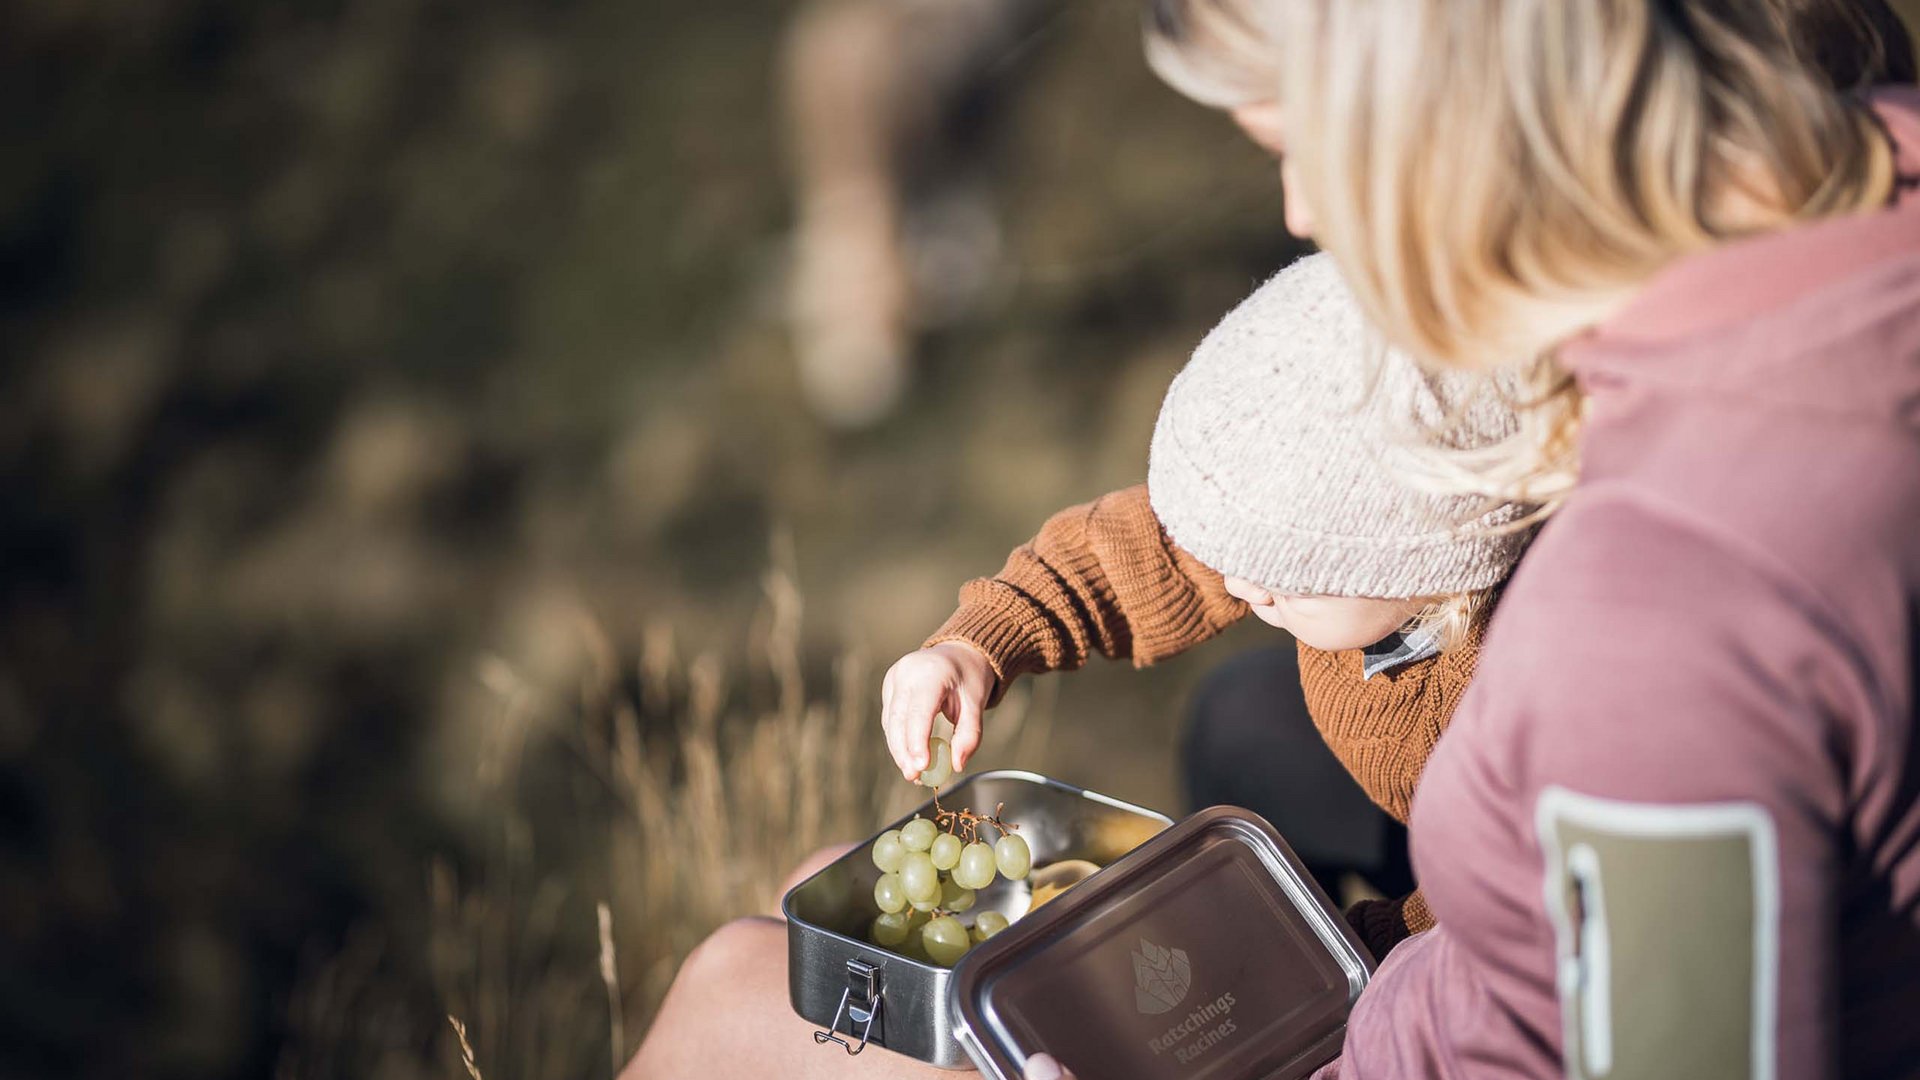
top-left (596, 903), bottom-right (622, 1079)
top-left (279, 549), bottom-right (1052, 1079)
top-left (449, 1017), bottom-right (484, 1080)
top-left (594, 554), bottom-right (1048, 1024)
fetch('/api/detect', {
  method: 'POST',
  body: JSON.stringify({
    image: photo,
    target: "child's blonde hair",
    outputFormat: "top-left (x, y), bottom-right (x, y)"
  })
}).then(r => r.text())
top-left (1411, 588), bottom-right (1493, 654)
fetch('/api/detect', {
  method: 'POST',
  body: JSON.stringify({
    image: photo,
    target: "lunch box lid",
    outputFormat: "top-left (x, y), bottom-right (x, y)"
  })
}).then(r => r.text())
top-left (947, 806), bottom-right (1374, 1080)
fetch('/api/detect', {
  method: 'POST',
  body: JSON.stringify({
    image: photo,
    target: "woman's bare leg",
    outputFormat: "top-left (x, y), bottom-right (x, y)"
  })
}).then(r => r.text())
top-left (626, 845), bottom-right (977, 1079)
top-left (626, 917), bottom-right (974, 1079)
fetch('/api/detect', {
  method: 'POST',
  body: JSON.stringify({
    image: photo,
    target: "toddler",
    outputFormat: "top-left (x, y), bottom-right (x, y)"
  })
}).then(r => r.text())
top-left (880, 253), bottom-right (1534, 955)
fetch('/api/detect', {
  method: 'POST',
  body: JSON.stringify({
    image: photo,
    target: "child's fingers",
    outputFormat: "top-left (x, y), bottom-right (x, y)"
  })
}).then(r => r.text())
top-left (881, 671), bottom-right (938, 781)
top-left (949, 689), bottom-right (984, 770)
top-left (894, 691), bottom-right (933, 776)
top-left (879, 677), bottom-right (911, 776)
top-left (898, 687), bottom-right (937, 779)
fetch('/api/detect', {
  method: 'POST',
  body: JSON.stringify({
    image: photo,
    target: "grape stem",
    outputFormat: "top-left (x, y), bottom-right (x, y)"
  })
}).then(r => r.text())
top-left (931, 794), bottom-right (1018, 845)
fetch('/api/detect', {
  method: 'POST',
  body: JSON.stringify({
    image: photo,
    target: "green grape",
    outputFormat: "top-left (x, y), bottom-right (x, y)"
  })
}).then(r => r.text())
top-left (910, 893), bottom-right (938, 913)
top-left (903, 908), bottom-right (933, 960)
top-left (941, 878), bottom-right (976, 912)
top-left (873, 872), bottom-right (908, 914)
top-left (900, 851), bottom-right (941, 904)
top-left (929, 832), bottom-right (962, 871)
top-left (917, 737), bottom-right (955, 787)
top-left (900, 818), bottom-right (938, 852)
top-left (994, 833), bottom-right (1032, 881)
top-left (921, 915), bottom-right (971, 967)
top-left (870, 910), bottom-right (912, 948)
top-left (871, 830), bottom-right (906, 873)
top-left (970, 911), bottom-right (1010, 943)
top-left (954, 841), bottom-right (998, 890)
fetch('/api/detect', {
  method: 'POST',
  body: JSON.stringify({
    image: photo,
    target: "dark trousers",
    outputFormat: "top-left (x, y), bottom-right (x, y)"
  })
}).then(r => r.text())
top-left (1180, 646), bottom-right (1415, 900)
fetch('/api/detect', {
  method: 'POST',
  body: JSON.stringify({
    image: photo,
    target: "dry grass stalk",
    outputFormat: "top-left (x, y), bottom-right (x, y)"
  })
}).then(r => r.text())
top-left (427, 855), bottom-right (598, 1080)
top-left (448, 1015), bottom-right (485, 1080)
top-left (597, 902), bottom-right (623, 1078)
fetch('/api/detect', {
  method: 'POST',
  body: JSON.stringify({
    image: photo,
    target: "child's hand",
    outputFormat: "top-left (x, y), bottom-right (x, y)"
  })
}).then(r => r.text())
top-left (880, 641), bottom-right (996, 781)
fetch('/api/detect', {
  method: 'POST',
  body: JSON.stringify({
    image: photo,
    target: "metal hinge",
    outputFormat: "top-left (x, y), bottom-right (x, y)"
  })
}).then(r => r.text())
top-left (813, 958), bottom-right (883, 1055)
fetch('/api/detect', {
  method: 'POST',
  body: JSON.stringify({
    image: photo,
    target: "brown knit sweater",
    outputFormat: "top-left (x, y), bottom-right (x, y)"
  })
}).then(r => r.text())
top-left (928, 484), bottom-right (1483, 958)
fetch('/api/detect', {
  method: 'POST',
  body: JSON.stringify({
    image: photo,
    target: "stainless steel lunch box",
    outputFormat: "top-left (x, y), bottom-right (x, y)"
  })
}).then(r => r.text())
top-left (784, 770), bottom-right (1174, 1068)
top-left (785, 773), bottom-right (1374, 1077)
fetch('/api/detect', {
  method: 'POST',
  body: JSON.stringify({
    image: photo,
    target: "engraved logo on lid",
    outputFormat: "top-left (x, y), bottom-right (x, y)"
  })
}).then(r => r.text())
top-left (1132, 938), bottom-right (1192, 1015)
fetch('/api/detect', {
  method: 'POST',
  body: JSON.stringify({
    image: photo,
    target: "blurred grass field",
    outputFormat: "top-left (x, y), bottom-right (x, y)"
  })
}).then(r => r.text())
top-left (2, 2), bottom-right (1293, 1077)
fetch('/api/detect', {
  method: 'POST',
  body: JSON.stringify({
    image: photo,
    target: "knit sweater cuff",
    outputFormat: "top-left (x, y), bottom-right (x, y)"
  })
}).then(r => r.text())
top-left (1343, 889), bottom-right (1433, 963)
top-left (925, 595), bottom-right (1050, 706)
top-left (1344, 898), bottom-right (1407, 962)
top-left (1399, 888), bottom-right (1435, 935)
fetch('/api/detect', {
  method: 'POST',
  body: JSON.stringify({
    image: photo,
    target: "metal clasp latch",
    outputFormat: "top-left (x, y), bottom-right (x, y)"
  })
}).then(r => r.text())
top-left (814, 958), bottom-right (882, 1055)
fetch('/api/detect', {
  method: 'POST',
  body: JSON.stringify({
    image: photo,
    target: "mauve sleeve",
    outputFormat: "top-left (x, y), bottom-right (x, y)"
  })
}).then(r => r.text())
top-left (1403, 498), bottom-right (1867, 1080)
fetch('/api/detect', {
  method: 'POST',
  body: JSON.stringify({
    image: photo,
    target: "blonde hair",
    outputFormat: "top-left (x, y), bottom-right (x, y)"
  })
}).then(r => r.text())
top-left (1267, 0), bottom-right (1898, 370)
top-left (1143, 0), bottom-right (1279, 108)
top-left (1147, 0), bottom-right (1900, 507)
top-left (1410, 587), bottom-right (1493, 654)
top-left (1389, 350), bottom-right (1585, 513)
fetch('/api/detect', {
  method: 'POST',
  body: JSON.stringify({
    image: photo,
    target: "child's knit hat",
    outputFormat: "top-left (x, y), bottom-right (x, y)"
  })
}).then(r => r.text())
top-left (1148, 253), bottom-right (1533, 599)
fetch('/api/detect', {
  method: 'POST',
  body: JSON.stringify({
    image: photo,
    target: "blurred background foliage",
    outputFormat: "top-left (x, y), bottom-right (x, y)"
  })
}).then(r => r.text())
top-left (1, 0), bottom-right (1314, 1076)
top-left (9, 1), bottom-right (1920, 1078)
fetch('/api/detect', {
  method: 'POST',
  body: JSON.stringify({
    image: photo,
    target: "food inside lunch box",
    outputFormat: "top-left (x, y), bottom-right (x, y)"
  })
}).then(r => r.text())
top-left (862, 735), bottom-right (1097, 966)
top-left (785, 769), bottom-right (1175, 1068)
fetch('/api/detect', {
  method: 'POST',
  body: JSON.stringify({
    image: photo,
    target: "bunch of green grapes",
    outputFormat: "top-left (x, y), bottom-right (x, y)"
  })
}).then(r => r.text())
top-left (864, 738), bottom-right (1031, 966)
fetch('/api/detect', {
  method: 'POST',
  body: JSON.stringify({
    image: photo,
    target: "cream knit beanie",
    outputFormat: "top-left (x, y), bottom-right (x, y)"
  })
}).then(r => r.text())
top-left (1148, 254), bottom-right (1533, 599)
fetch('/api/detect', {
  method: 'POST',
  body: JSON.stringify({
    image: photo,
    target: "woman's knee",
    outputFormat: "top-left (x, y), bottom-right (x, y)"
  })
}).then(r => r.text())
top-left (677, 915), bottom-right (787, 987)
top-left (628, 916), bottom-right (788, 1079)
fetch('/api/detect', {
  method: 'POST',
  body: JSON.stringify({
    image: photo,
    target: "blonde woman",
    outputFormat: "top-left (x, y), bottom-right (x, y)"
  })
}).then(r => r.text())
top-left (1141, 2), bottom-right (1920, 1079)
top-left (625, 4), bottom-right (1917, 1077)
